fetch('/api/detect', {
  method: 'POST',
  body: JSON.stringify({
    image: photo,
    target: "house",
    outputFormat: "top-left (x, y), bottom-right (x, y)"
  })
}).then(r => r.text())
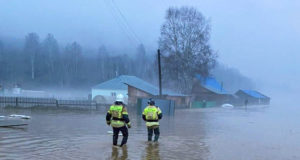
top-left (124, 77), bottom-right (190, 108)
top-left (191, 74), bottom-right (231, 106)
top-left (235, 89), bottom-right (270, 105)
top-left (92, 76), bottom-right (129, 104)
top-left (91, 75), bottom-right (190, 107)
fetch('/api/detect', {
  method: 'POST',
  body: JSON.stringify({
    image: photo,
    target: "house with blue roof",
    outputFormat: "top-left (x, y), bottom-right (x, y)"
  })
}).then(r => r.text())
top-left (235, 89), bottom-right (270, 105)
top-left (92, 75), bottom-right (190, 107)
top-left (191, 74), bottom-right (232, 106)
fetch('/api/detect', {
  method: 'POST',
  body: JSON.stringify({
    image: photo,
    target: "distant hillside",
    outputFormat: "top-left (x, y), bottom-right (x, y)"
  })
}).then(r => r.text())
top-left (211, 63), bottom-right (254, 93)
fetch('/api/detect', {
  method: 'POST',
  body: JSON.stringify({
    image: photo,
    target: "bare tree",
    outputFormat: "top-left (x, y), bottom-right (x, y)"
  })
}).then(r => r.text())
top-left (0, 40), bottom-right (4, 81)
top-left (42, 34), bottom-right (60, 73)
top-left (135, 43), bottom-right (147, 78)
top-left (38, 34), bottom-right (61, 85)
top-left (24, 33), bottom-right (40, 80)
top-left (62, 42), bottom-right (82, 86)
top-left (96, 45), bottom-right (109, 81)
top-left (159, 7), bottom-right (217, 93)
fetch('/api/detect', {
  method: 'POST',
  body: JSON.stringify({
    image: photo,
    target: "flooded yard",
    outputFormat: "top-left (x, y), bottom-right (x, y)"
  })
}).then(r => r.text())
top-left (0, 104), bottom-right (299, 160)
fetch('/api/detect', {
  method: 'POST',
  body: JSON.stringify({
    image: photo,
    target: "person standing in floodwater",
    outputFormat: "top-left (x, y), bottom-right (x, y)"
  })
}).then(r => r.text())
top-left (106, 94), bottom-right (131, 147)
top-left (142, 99), bottom-right (163, 142)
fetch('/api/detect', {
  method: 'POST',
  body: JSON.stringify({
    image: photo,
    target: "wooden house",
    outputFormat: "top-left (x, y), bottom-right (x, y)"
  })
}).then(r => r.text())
top-left (191, 75), bottom-right (231, 106)
top-left (235, 90), bottom-right (270, 105)
top-left (92, 75), bottom-right (190, 107)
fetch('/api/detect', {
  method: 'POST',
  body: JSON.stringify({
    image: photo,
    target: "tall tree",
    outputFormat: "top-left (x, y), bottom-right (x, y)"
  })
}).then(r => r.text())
top-left (24, 33), bottom-right (40, 80)
top-left (0, 40), bottom-right (4, 81)
top-left (38, 34), bottom-right (62, 85)
top-left (96, 45), bottom-right (109, 81)
top-left (159, 7), bottom-right (217, 93)
top-left (135, 43), bottom-right (147, 78)
top-left (42, 34), bottom-right (60, 72)
top-left (62, 42), bottom-right (82, 86)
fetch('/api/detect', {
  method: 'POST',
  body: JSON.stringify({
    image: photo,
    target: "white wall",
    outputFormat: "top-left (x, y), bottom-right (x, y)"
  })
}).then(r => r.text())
top-left (92, 89), bottom-right (128, 104)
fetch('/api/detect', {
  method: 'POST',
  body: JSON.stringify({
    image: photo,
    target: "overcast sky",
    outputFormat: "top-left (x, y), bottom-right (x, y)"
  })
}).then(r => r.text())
top-left (0, 0), bottom-right (299, 95)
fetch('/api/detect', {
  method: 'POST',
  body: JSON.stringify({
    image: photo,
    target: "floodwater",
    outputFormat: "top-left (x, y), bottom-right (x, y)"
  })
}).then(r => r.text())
top-left (0, 104), bottom-right (299, 160)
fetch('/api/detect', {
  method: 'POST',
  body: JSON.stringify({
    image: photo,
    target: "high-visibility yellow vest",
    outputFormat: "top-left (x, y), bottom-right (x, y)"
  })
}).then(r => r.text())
top-left (143, 105), bottom-right (161, 127)
top-left (108, 105), bottom-right (128, 128)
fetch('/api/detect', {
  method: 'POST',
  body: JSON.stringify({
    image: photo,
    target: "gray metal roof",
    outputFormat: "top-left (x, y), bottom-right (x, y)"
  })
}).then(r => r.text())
top-left (92, 76), bottom-right (128, 90)
top-left (92, 75), bottom-right (187, 97)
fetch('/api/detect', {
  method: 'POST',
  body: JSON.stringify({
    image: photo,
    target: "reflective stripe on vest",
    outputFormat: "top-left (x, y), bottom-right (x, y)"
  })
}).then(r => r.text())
top-left (146, 121), bottom-right (159, 127)
top-left (111, 120), bottom-right (125, 128)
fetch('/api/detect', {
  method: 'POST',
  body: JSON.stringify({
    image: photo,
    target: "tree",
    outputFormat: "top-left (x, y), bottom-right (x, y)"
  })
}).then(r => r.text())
top-left (62, 42), bottom-right (82, 86)
top-left (135, 43), bottom-right (147, 78)
top-left (96, 45), bottom-right (109, 81)
top-left (39, 34), bottom-right (61, 84)
top-left (24, 33), bottom-right (40, 80)
top-left (0, 40), bottom-right (4, 80)
top-left (42, 34), bottom-right (60, 72)
top-left (159, 7), bottom-right (217, 93)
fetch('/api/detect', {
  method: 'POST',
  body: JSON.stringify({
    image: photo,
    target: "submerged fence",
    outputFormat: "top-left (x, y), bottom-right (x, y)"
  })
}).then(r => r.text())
top-left (0, 96), bottom-right (109, 109)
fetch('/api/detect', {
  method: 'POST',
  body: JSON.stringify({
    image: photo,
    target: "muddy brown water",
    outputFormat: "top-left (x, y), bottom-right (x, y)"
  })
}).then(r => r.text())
top-left (0, 105), bottom-right (299, 160)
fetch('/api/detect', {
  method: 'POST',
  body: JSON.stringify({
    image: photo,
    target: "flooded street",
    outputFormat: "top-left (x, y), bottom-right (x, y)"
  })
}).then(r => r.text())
top-left (0, 104), bottom-right (299, 160)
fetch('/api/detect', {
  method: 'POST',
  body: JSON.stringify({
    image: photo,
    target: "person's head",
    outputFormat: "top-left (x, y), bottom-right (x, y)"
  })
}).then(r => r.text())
top-left (148, 98), bottom-right (155, 106)
top-left (115, 94), bottom-right (124, 105)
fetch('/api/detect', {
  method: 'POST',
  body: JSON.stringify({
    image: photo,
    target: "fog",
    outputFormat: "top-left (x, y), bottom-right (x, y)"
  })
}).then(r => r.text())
top-left (1, 0), bottom-right (299, 99)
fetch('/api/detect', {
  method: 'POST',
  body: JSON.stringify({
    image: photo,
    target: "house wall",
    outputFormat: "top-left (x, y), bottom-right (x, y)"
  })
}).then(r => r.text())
top-left (92, 89), bottom-right (128, 104)
top-left (192, 83), bottom-right (229, 105)
top-left (165, 96), bottom-right (191, 108)
top-left (127, 85), bottom-right (190, 108)
top-left (235, 91), bottom-right (270, 105)
top-left (235, 92), bottom-right (255, 105)
top-left (128, 86), bottom-right (152, 105)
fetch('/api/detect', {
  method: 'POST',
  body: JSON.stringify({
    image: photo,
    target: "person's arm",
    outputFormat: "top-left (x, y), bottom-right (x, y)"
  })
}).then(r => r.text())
top-left (142, 114), bottom-right (146, 121)
top-left (142, 108), bottom-right (146, 121)
top-left (106, 108), bottom-right (112, 125)
top-left (122, 106), bottom-right (131, 127)
top-left (157, 107), bottom-right (163, 120)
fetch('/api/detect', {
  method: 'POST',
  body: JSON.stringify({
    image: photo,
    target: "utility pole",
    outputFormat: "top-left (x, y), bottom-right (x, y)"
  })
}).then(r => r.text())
top-left (158, 49), bottom-right (162, 96)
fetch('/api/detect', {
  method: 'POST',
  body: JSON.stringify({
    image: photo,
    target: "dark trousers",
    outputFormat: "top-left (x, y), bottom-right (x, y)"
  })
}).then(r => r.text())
top-left (113, 126), bottom-right (128, 146)
top-left (147, 126), bottom-right (160, 142)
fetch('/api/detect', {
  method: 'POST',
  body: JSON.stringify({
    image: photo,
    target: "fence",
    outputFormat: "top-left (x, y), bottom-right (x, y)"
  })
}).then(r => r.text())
top-left (0, 96), bottom-right (109, 110)
top-left (191, 101), bottom-right (217, 108)
top-left (136, 98), bottom-right (175, 116)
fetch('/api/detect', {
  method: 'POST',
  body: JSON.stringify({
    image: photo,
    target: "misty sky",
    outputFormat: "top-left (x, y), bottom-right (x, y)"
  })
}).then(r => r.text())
top-left (0, 0), bottom-right (299, 95)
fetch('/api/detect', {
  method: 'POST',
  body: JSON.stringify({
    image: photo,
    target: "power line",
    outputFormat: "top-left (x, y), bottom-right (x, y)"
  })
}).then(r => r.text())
top-left (102, 0), bottom-right (142, 46)
top-left (102, 0), bottom-right (137, 45)
top-left (110, 0), bottom-right (142, 44)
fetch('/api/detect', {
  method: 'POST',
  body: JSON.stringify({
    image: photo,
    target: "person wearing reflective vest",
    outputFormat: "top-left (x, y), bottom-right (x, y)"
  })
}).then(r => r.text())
top-left (106, 94), bottom-right (131, 147)
top-left (142, 99), bottom-right (162, 142)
